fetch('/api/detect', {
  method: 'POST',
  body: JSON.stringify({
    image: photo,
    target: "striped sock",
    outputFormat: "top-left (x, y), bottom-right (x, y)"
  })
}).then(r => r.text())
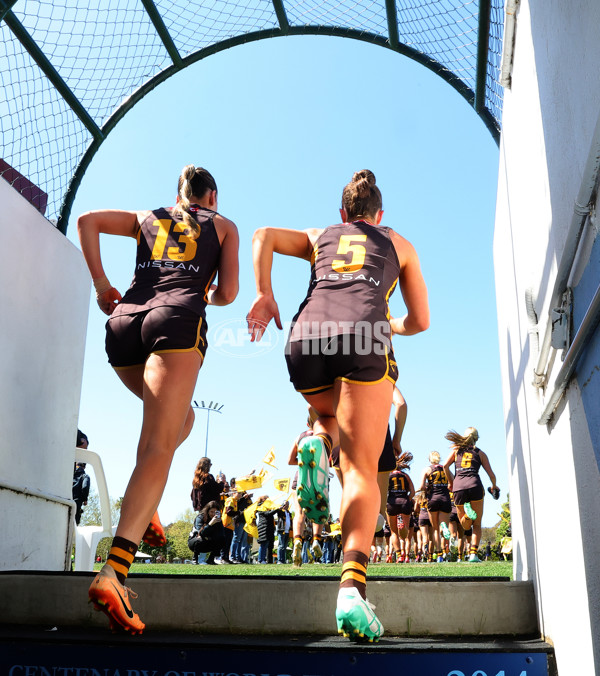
top-left (470, 545), bottom-right (478, 556)
top-left (340, 550), bottom-right (369, 599)
top-left (106, 536), bottom-right (137, 584)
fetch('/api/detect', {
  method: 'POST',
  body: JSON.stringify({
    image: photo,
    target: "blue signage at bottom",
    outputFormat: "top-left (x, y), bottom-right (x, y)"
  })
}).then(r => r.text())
top-left (1, 643), bottom-right (549, 676)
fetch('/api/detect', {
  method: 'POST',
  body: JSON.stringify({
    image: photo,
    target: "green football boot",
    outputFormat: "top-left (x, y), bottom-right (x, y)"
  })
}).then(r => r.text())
top-left (464, 502), bottom-right (478, 521)
top-left (335, 587), bottom-right (384, 643)
top-left (296, 435), bottom-right (330, 523)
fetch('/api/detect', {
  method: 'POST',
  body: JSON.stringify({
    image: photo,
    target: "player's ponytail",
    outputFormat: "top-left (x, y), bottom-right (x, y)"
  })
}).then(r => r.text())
top-left (341, 169), bottom-right (382, 222)
top-left (445, 427), bottom-right (479, 451)
top-left (174, 164), bottom-right (218, 240)
top-left (396, 451), bottom-right (413, 470)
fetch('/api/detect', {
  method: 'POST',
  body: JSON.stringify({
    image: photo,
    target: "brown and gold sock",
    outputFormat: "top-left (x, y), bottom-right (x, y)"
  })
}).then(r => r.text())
top-left (340, 550), bottom-right (369, 599)
top-left (106, 536), bottom-right (137, 584)
top-left (315, 433), bottom-right (333, 459)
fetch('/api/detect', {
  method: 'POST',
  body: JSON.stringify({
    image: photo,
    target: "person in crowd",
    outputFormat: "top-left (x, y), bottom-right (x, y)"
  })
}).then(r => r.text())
top-left (275, 501), bottom-right (292, 564)
top-left (420, 451), bottom-right (452, 563)
top-left (80, 163), bottom-right (239, 634)
top-left (443, 427), bottom-right (499, 563)
top-left (256, 495), bottom-right (277, 564)
top-left (247, 169), bottom-right (429, 641)
top-left (230, 487), bottom-right (252, 563)
top-left (73, 430), bottom-right (91, 526)
top-left (321, 516), bottom-right (335, 564)
top-left (188, 500), bottom-right (226, 565)
top-left (218, 484), bottom-right (237, 564)
top-left (386, 452), bottom-right (415, 563)
top-left (191, 457), bottom-right (222, 512)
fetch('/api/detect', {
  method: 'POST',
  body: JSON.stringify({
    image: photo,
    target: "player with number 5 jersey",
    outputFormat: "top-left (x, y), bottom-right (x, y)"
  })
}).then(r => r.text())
top-left (78, 164), bottom-right (239, 633)
top-left (247, 169), bottom-right (429, 641)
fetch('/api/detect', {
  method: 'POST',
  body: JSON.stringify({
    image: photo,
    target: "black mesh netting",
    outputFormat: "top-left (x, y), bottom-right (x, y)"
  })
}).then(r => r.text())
top-left (0, 0), bottom-right (504, 228)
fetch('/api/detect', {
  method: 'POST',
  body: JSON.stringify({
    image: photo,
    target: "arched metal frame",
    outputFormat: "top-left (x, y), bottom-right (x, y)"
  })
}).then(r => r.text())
top-left (1, 0), bottom-right (502, 235)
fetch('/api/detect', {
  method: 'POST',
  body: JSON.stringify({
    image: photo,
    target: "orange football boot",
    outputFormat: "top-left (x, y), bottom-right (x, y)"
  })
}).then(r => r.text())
top-left (142, 511), bottom-right (166, 547)
top-left (89, 565), bottom-right (145, 634)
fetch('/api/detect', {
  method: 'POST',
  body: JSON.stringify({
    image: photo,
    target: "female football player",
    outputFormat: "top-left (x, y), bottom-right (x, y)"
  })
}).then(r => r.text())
top-left (79, 164), bottom-right (239, 633)
top-left (247, 169), bottom-right (429, 641)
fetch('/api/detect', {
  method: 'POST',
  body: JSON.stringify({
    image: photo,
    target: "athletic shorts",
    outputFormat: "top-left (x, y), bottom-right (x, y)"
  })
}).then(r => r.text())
top-left (418, 514), bottom-right (431, 527)
top-left (427, 494), bottom-right (452, 513)
top-left (449, 509), bottom-right (460, 524)
top-left (106, 306), bottom-right (206, 369)
top-left (387, 496), bottom-right (412, 516)
top-left (452, 485), bottom-right (485, 505)
top-left (330, 427), bottom-right (396, 472)
top-left (285, 336), bottom-right (398, 395)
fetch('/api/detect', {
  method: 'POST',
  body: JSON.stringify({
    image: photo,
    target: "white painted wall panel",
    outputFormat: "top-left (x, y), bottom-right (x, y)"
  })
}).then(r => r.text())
top-left (0, 178), bottom-right (90, 570)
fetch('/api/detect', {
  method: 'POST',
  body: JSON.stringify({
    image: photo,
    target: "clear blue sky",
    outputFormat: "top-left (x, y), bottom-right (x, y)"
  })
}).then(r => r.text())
top-left (67, 35), bottom-right (505, 527)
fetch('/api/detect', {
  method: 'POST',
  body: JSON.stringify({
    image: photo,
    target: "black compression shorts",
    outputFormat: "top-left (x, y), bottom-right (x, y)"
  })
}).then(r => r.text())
top-left (106, 305), bottom-right (207, 369)
top-left (452, 485), bottom-right (485, 505)
top-left (427, 494), bottom-right (452, 513)
top-left (285, 336), bottom-right (398, 395)
top-left (387, 497), bottom-right (413, 516)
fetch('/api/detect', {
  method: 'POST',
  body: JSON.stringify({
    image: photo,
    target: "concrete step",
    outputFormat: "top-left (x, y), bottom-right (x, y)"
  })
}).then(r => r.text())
top-left (1, 571), bottom-right (539, 637)
top-left (1, 626), bottom-right (555, 676)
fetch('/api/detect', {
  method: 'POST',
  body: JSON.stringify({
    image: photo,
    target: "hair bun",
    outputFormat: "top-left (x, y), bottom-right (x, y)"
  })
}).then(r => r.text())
top-left (351, 170), bottom-right (376, 199)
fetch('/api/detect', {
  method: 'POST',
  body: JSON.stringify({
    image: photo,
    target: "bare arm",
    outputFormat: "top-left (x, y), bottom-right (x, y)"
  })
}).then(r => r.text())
top-left (419, 467), bottom-right (430, 494)
top-left (389, 232), bottom-right (430, 336)
top-left (77, 209), bottom-right (138, 315)
top-left (406, 474), bottom-right (416, 501)
top-left (246, 227), bottom-right (320, 341)
top-left (208, 214), bottom-right (239, 306)
top-left (391, 387), bottom-right (407, 454)
top-left (443, 451), bottom-right (457, 491)
top-left (479, 450), bottom-right (498, 490)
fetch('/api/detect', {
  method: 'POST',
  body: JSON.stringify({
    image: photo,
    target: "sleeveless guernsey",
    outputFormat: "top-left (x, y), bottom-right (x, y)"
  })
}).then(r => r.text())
top-left (288, 221), bottom-right (401, 344)
top-left (114, 205), bottom-right (221, 317)
top-left (454, 446), bottom-right (483, 491)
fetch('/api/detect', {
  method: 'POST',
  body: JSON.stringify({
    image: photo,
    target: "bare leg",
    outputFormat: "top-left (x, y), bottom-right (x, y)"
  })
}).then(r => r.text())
top-left (377, 471), bottom-right (390, 522)
top-left (115, 351), bottom-right (202, 545)
top-left (388, 512), bottom-right (400, 554)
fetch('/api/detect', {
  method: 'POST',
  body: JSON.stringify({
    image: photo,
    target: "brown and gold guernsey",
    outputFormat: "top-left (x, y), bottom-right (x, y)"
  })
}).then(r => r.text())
top-left (454, 446), bottom-right (483, 490)
top-left (427, 464), bottom-right (450, 495)
top-left (388, 470), bottom-right (410, 498)
top-left (114, 205), bottom-right (221, 317)
top-left (288, 221), bottom-right (401, 344)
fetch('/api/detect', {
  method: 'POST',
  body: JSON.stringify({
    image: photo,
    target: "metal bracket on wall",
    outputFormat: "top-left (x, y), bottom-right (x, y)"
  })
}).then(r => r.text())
top-left (550, 288), bottom-right (573, 354)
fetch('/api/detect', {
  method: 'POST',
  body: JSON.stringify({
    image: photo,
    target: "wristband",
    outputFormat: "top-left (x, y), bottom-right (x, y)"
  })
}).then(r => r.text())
top-left (92, 275), bottom-right (112, 298)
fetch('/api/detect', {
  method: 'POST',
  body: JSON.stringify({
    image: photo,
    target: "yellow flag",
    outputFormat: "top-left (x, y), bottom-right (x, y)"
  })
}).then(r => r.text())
top-left (257, 498), bottom-right (276, 511)
top-left (262, 446), bottom-right (277, 469)
top-left (243, 500), bottom-right (260, 538)
top-left (236, 473), bottom-right (263, 490)
top-left (257, 467), bottom-right (271, 483)
top-left (274, 478), bottom-right (290, 493)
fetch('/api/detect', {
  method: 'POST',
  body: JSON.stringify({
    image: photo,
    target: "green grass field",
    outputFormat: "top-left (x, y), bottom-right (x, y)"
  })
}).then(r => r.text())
top-left (112, 560), bottom-right (512, 579)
